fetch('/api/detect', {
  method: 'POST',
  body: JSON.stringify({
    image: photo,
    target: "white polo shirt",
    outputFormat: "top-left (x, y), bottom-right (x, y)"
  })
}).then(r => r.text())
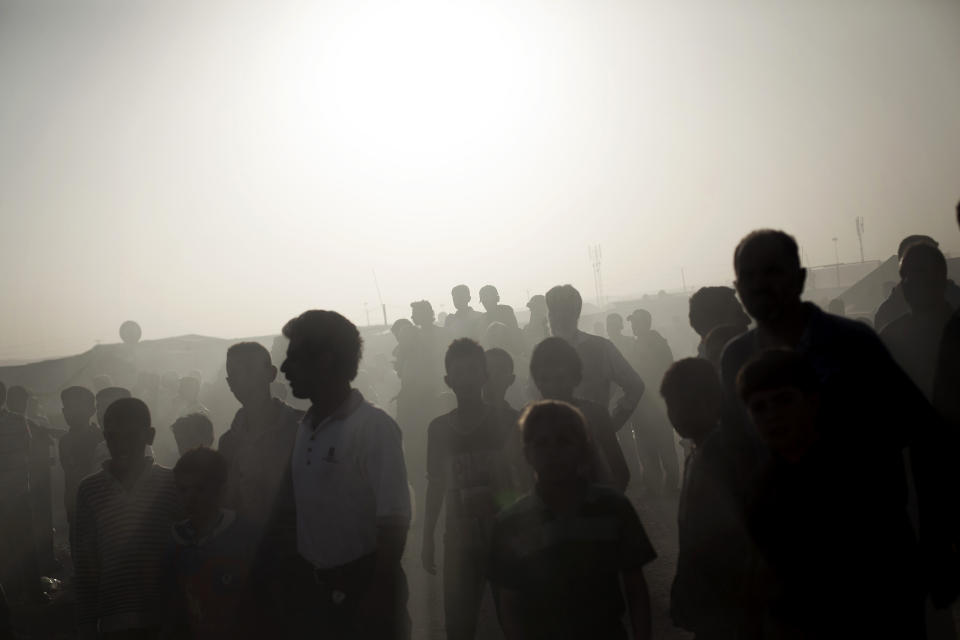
top-left (292, 390), bottom-right (411, 570)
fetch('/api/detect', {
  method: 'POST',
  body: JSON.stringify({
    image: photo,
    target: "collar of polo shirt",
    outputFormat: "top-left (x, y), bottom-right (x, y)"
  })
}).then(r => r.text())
top-left (305, 389), bottom-right (365, 429)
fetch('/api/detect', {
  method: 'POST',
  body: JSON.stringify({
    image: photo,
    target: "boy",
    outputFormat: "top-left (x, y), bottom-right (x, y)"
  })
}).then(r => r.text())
top-left (482, 347), bottom-right (519, 415)
top-left (74, 398), bottom-right (180, 639)
top-left (489, 400), bottom-right (655, 640)
top-left (528, 337), bottom-right (629, 491)
top-left (422, 338), bottom-right (515, 640)
top-left (165, 447), bottom-right (260, 639)
top-left (660, 358), bottom-right (754, 639)
top-left (170, 413), bottom-right (214, 457)
top-left (738, 349), bottom-right (924, 637)
top-left (58, 386), bottom-right (102, 548)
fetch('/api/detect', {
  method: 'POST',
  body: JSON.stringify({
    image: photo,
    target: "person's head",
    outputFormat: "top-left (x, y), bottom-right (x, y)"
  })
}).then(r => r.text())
top-left (660, 358), bottom-right (722, 442)
top-left (737, 349), bottom-right (820, 462)
top-left (96, 386), bottom-right (132, 427)
top-left (171, 413), bottom-right (215, 456)
top-left (281, 310), bottom-right (363, 400)
top-left (545, 285), bottom-right (583, 337)
top-left (703, 324), bottom-right (746, 369)
top-left (483, 348), bottom-right (515, 404)
top-left (520, 400), bottom-right (592, 483)
top-left (688, 286), bottom-right (750, 338)
top-left (178, 376), bottom-right (201, 402)
top-left (443, 338), bottom-right (488, 397)
top-left (226, 341), bottom-right (276, 406)
top-left (173, 447), bottom-right (228, 525)
top-left (527, 294), bottom-right (547, 318)
top-left (102, 397), bottom-right (155, 471)
top-left (410, 300), bottom-right (435, 327)
top-left (478, 285), bottom-right (500, 312)
top-left (627, 309), bottom-right (652, 335)
top-left (897, 234), bottom-right (937, 260)
top-left (92, 374), bottom-right (113, 393)
top-left (606, 313), bottom-right (624, 338)
top-left (390, 318), bottom-right (415, 345)
top-left (160, 371), bottom-right (180, 393)
top-left (529, 337), bottom-right (582, 400)
top-left (483, 321), bottom-right (511, 351)
top-left (451, 285), bottom-right (471, 311)
top-left (900, 242), bottom-right (948, 313)
top-left (5, 386), bottom-right (30, 415)
top-left (734, 230), bottom-right (806, 325)
top-left (61, 386), bottom-right (96, 429)
top-left (827, 298), bottom-right (845, 316)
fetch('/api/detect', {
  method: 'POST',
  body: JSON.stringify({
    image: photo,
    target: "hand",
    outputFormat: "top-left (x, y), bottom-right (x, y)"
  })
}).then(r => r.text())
top-left (421, 537), bottom-right (436, 575)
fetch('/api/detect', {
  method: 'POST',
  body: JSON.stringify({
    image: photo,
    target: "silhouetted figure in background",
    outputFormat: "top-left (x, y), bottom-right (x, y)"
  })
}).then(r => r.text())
top-left (523, 295), bottom-right (549, 354)
top-left (881, 243), bottom-right (954, 398)
top-left (92, 387), bottom-right (133, 467)
top-left (75, 398), bottom-right (180, 639)
top-left (722, 229), bottom-right (957, 629)
top-left (528, 337), bottom-right (629, 492)
top-left (422, 339), bottom-right (514, 640)
top-left (281, 310), bottom-right (411, 639)
top-left (478, 286), bottom-right (519, 334)
top-left (935, 202), bottom-right (960, 431)
top-left (92, 375), bottom-right (113, 394)
top-left (170, 413), bottom-right (214, 456)
top-left (626, 309), bottom-right (679, 495)
top-left (688, 286), bottom-right (750, 358)
top-left (489, 401), bottom-right (654, 640)
top-left (702, 324), bottom-right (747, 371)
top-left (446, 285), bottom-right (484, 341)
top-left (483, 347), bottom-right (519, 415)
top-left (59, 386), bottom-right (101, 549)
top-left (661, 358), bottom-right (753, 639)
top-left (605, 313), bottom-right (633, 357)
top-left (875, 235), bottom-right (960, 332)
top-left (546, 285), bottom-right (644, 432)
top-left (0, 382), bottom-right (37, 605)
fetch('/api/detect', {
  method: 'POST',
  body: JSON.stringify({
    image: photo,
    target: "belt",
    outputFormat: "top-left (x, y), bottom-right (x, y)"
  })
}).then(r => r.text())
top-left (312, 552), bottom-right (377, 585)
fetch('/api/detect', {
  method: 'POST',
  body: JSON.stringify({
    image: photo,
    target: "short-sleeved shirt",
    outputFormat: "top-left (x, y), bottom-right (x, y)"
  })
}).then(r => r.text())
top-left (292, 390), bottom-right (411, 570)
top-left (426, 407), bottom-right (514, 546)
top-left (488, 484), bottom-right (656, 640)
top-left (0, 409), bottom-right (31, 501)
top-left (568, 331), bottom-right (645, 419)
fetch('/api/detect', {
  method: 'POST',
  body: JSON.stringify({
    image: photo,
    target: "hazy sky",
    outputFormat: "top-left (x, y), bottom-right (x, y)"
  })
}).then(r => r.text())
top-left (2, 0), bottom-right (959, 360)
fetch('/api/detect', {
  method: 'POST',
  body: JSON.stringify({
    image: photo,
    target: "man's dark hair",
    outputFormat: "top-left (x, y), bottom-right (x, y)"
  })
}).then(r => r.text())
top-left (529, 336), bottom-right (582, 379)
top-left (451, 284), bottom-right (469, 297)
top-left (391, 318), bottom-right (413, 335)
top-left (227, 341), bottom-right (272, 368)
top-left (734, 229), bottom-right (801, 275)
top-left (737, 349), bottom-right (819, 403)
top-left (661, 358), bottom-right (721, 404)
top-left (479, 285), bottom-right (499, 300)
top-left (173, 446), bottom-right (228, 488)
top-left (689, 286), bottom-right (745, 337)
top-left (103, 397), bottom-right (151, 431)
top-left (61, 385), bottom-right (95, 406)
top-left (897, 235), bottom-right (938, 259)
top-left (444, 338), bottom-right (486, 372)
top-left (282, 310), bottom-right (363, 382)
top-left (485, 347), bottom-right (514, 375)
top-left (545, 284), bottom-right (583, 317)
top-left (519, 400), bottom-right (590, 449)
top-left (6, 386), bottom-right (30, 414)
top-left (171, 413), bottom-right (214, 447)
top-left (900, 242), bottom-right (947, 281)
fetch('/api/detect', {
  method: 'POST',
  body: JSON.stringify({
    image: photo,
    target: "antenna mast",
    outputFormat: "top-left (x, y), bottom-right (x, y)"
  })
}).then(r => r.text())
top-left (588, 245), bottom-right (604, 308)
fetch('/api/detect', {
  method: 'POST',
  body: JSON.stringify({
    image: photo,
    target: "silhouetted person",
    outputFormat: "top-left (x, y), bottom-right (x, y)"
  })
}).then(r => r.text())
top-left (280, 310), bottom-right (411, 639)
top-left (445, 285), bottom-right (484, 341)
top-left (489, 401), bottom-right (654, 640)
top-left (483, 347), bottom-right (519, 414)
top-left (92, 386), bottom-right (133, 467)
top-left (527, 337), bottom-right (630, 492)
top-left (546, 285), bottom-right (644, 432)
top-left (0, 381), bottom-right (37, 605)
top-left (522, 295), bottom-right (549, 354)
top-left (217, 341), bottom-right (303, 559)
top-left (875, 235), bottom-right (960, 331)
top-left (934, 202), bottom-right (960, 430)
top-left (661, 358), bottom-right (754, 639)
top-left (605, 313), bottom-right (633, 357)
top-left (59, 386), bottom-right (101, 547)
top-left (721, 229), bottom-right (957, 619)
top-left (170, 413), bottom-right (214, 456)
top-left (75, 397), bottom-right (180, 639)
top-left (881, 243), bottom-right (954, 398)
top-left (164, 447), bottom-right (263, 639)
top-left (422, 339), bottom-right (515, 640)
top-left (702, 324), bottom-right (746, 371)
top-left (92, 375), bottom-right (113, 393)
top-left (688, 286), bottom-right (750, 357)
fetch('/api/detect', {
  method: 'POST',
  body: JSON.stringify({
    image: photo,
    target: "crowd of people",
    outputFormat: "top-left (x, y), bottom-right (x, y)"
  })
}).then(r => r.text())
top-left (1, 210), bottom-right (960, 640)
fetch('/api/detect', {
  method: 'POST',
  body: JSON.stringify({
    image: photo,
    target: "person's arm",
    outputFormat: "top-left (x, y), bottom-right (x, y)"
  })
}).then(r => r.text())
top-left (422, 422), bottom-right (445, 574)
top-left (496, 588), bottom-right (527, 640)
top-left (592, 408), bottom-right (630, 491)
top-left (74, 483), bottom-right (100, 639)
top-left (364, 415), bottom-right (412, 583)
top-left (605, 339), bottom-right (645, 431)
top-left (622, 568), bottom-right (652, 640)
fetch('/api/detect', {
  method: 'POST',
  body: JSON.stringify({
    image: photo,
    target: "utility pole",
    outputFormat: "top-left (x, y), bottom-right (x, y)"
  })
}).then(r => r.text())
top-left (364, 302), bottom-right (370, 327)
top-left (373, 269), bottom-right (387, 327)
top-left (855, 216), bottom-right (865, 262)
top-left (680, 267), bottom-right (687, 293)
top-left (588, 245), bottom-right (603, 308)
top-left (832, 237), bottom-right (841, 287)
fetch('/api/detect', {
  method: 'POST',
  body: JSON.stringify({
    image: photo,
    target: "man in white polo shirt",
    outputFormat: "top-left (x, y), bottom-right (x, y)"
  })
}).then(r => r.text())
top-left (281, 310), bottom-right (412, 640)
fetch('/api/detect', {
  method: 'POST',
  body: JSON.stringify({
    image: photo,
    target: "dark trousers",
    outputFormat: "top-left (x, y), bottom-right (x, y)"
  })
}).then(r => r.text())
top-left (633, 414), bottom-right (679, 494)
top-left (443, 544), bottom-right (489, 640)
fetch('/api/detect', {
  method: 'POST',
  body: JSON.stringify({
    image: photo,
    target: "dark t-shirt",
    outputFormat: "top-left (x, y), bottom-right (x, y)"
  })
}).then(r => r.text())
top-left (934, 309), bottom-right (960, 427)
top-left (489, 485), bottom-right (656, 640)
top-left (426, 407), bottom-right (514, 546)
top-left (880, 304), bottom-right (954, 399)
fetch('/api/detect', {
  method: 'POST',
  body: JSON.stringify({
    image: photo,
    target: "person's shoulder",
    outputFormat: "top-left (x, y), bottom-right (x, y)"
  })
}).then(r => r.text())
top-left (356, 400), bottom-right (403, 438)
top-left (496, 492), bottom-right (541, 525)
top-left (585, 484), bottom-right (635, 512)
top-left (719, 328), bottom-right (757, 379)
top-left (878, 313), bottom-right (910, 340)
top-left (77, 469), bottom-right (110, 495)
top-left (427, 409), bottom-right (457, 433)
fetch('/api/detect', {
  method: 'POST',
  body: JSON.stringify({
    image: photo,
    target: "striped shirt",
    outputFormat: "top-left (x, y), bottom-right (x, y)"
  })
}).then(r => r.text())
top-left (74, 459), bottom-right (180, 632)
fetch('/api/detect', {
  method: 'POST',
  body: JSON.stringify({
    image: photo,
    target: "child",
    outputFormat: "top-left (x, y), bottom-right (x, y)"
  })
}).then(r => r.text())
top-left (527, 337), bottom-right (629, 491)
top-left (170, 413), bottom-right (215, 457)
top-left (483, 348), bottom-right (519, 416)
top-left (421, 338), bottom-right (515, 640)
top-left (165, 447), bottom-right (260, 639)
top-left (489, 400), bottom-right (655, 640)
top-left (58, 386), bottom-right (102, 549)
top-left (660, 358), bottom-right (754, 639)
top-left (74, 398), bottom-right (180, 639)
